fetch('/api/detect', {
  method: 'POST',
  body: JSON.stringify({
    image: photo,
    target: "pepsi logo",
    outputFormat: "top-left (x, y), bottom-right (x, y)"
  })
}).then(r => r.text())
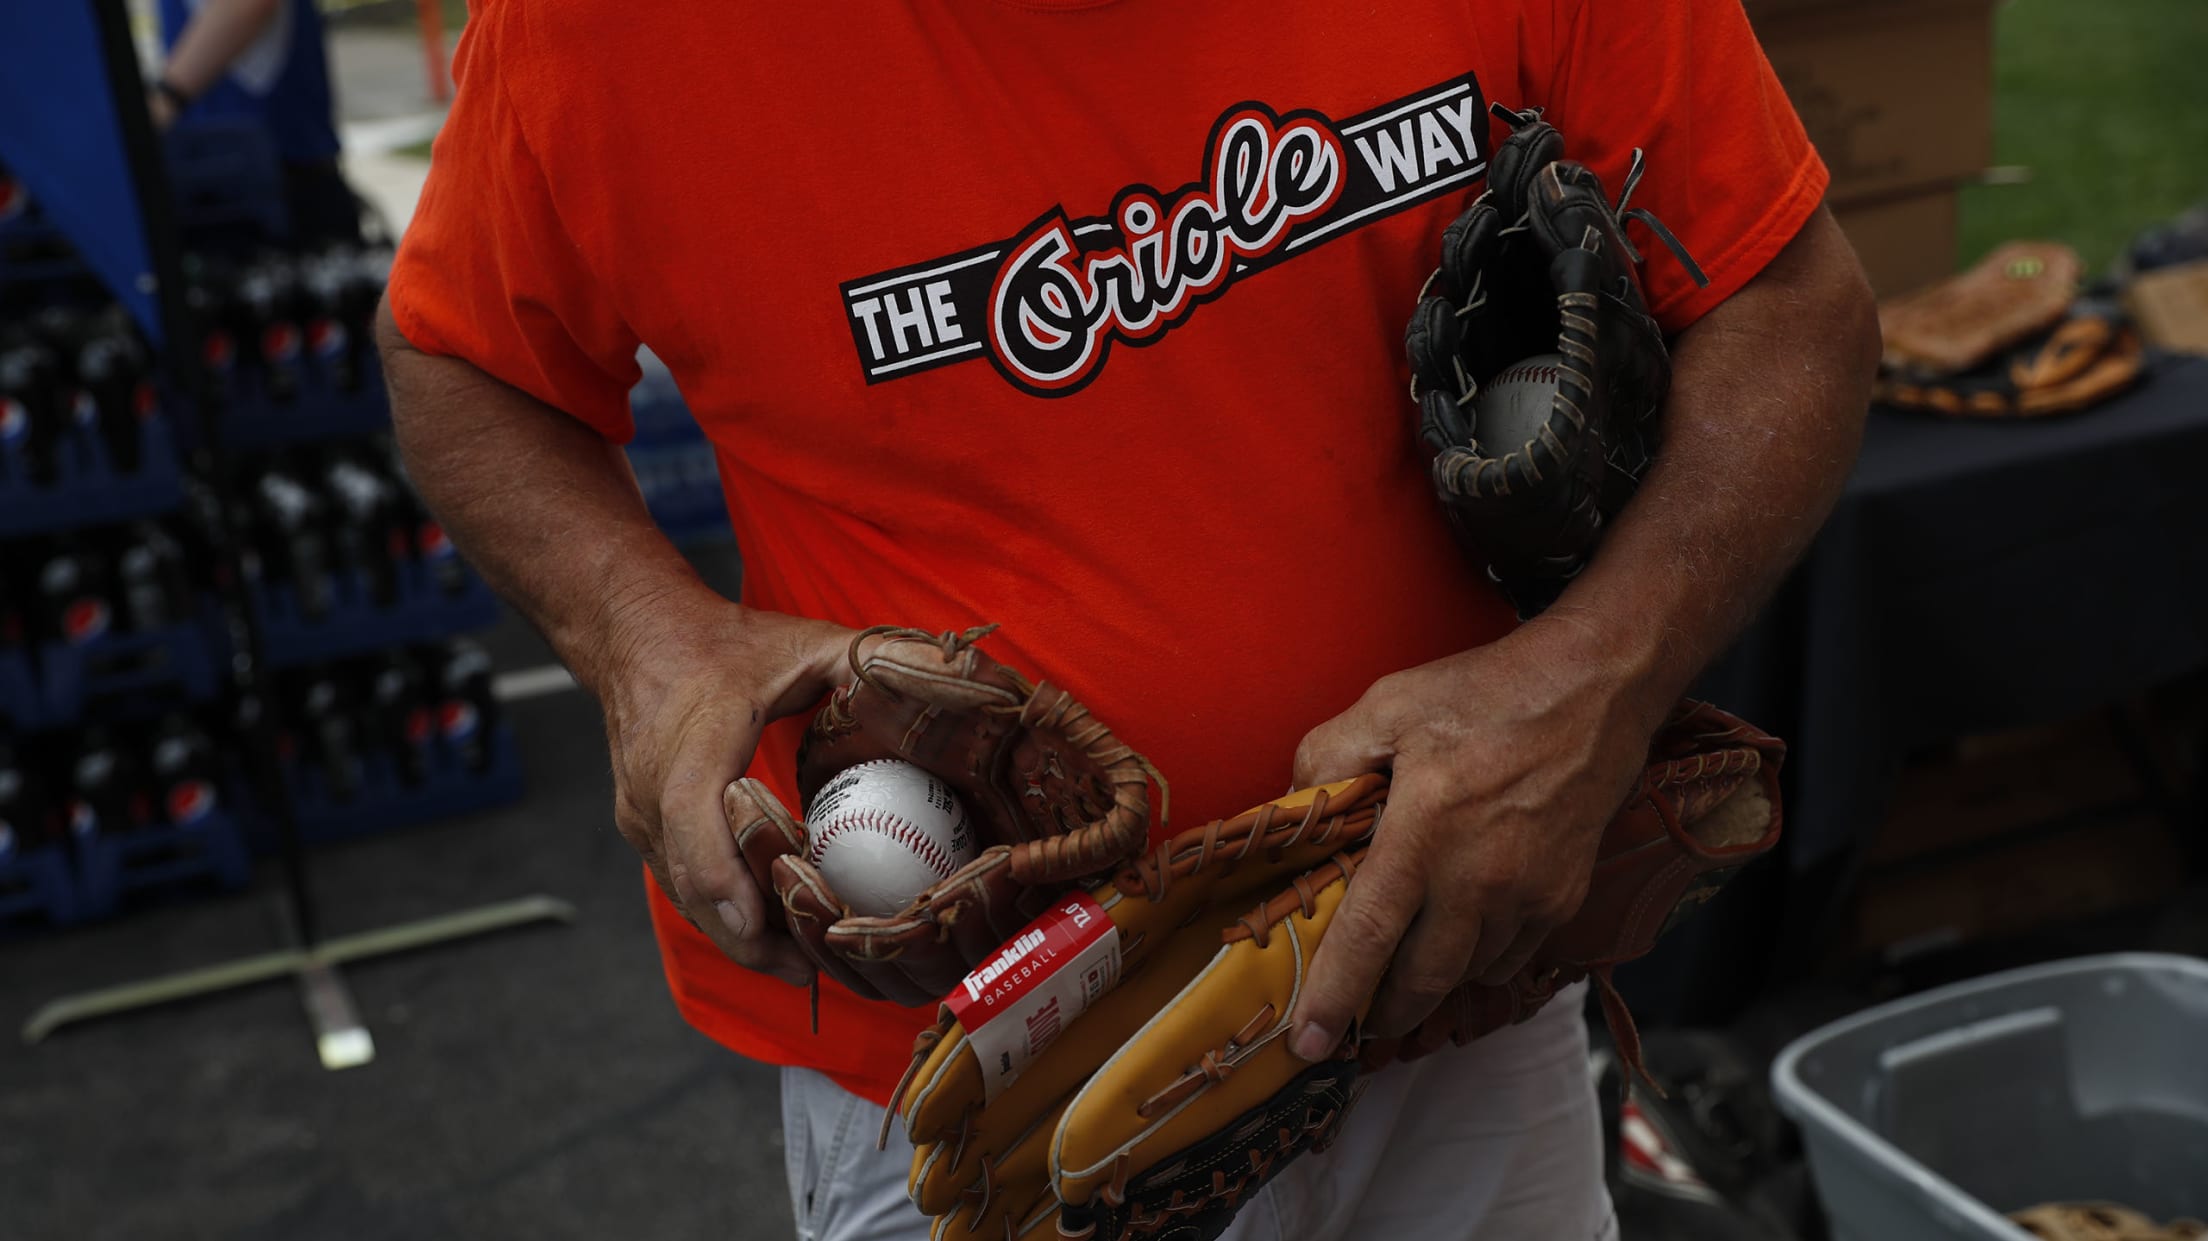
top-left (203, 330), bottom-right (236, 372)
top-left (166, 779), bottom-right (218, 826)
top-left (0, 397), bottom-right (25, 442)
top-left (71, 391), bottom-right (98, 425)
top-left (0, 174), bottom-right (22, 222)
top-left (133, 382), bottom-right (158, 420)
top-left (62, 598), bottom-right (112, 644)
top-left (307, 319), bottom-right (347, 358)
top-left (69, 799), bottom-right (97, 836)
top-left (439, 700), bottom-right (481, 741)
top-left (262, 323), bottom-right (302, 362)
top-left (419, 522), bottom-right (454, 559)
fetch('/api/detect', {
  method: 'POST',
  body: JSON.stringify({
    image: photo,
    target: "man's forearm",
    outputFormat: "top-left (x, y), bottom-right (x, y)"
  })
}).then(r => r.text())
top-left (1535, 208), bottom-right (1880, 721)
top-left (375, 302), bottom-right (714, 697)
top-left (159, 0), bottom-right (285, 98)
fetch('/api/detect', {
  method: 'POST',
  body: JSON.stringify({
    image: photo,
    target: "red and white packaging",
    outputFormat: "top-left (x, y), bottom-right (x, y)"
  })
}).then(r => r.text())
top-left (944, 892), bottom-right (1122, 1102)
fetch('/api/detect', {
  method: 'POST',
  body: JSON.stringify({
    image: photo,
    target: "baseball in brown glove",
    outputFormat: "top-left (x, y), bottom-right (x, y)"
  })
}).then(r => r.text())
top-left (728, 625), bottom-right (1164, 1008)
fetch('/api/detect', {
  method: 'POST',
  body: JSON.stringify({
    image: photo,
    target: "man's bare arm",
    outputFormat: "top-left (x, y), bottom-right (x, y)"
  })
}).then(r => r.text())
top-left (1546, 206), bottom-right (1880, 723)
top-left (148, 0), bottom-right (283, 127)
top-left (376, 301), bottom-right (856, 986)
top-left (1289, 209), bottom-right (1878, 1053)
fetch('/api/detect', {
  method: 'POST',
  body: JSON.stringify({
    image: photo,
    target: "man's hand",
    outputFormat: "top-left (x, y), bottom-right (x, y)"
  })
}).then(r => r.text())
top-left (1285, 209), bottom-right (1879, 1060)
top-left (1285, 617), bottom-right (1669, 1058)
top-left (598, 596), bottom-right (875, 988)
top-left (377, 297), bottom-right (874, 989)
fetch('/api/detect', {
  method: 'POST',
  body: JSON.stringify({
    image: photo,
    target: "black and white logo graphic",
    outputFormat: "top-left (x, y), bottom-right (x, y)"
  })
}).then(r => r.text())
top-left (840, 73), bottom-right (1489, 396)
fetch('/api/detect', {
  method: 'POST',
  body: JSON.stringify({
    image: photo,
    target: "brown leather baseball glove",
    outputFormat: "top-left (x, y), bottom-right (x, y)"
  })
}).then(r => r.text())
top-left (728, 625), bottom-right (1163, 1007)
top-left (889, 701), bottom-right (1782, 1241)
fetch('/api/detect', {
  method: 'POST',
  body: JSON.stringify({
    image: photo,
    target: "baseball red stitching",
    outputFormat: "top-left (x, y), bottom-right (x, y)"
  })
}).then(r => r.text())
top-left (1494, 363), bottom-right (1560, 387)
top-left (810, 807), bottom-right (958, 878)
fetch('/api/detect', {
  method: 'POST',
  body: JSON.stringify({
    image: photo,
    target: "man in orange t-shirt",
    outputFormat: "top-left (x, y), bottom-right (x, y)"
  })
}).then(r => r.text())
top-left (379, 2), bottom-right (1876, 1236)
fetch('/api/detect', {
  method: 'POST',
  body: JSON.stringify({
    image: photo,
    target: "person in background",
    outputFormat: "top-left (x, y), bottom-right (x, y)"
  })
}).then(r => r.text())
top-left (147, 0), bottom-right (362, 247)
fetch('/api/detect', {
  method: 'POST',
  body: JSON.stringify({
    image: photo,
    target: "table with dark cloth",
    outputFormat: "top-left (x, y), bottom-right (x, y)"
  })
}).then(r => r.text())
top-left (1618, 355), bottom-right (2208, 1023)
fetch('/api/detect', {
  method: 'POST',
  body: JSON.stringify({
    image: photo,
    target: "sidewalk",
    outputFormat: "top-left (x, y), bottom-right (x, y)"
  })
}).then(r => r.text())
top-left (331, 25), bottom-right (451, 233)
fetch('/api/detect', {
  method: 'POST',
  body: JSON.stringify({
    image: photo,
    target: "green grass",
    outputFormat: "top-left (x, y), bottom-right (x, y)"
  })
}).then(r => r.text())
top-left (1959, 0), bottom-right (2208, 272)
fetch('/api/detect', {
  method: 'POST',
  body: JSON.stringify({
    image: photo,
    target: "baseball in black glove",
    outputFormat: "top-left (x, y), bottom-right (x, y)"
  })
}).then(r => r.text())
top-left (1406, 103), bottom-right (1707, 617)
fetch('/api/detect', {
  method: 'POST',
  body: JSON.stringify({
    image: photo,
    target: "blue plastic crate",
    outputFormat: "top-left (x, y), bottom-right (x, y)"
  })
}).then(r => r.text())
top-left (0, 211), bottom-right (88, 286)
top-left (252, 557), bottom-right (500, 669)
top-left (163, 118), bottom-right (289, 243)
top-left (0, 648), bottom-right (40, 729)
top-left (626, 439), bottom-right (728, 543)
top-left (193, 347), bottom-right (390, 454)
top-left (270, 723), bottom-right (524, 845)
top-left (34, 602), bottom-right (224, 725)
top-left (72, 807), bottom-right (252, 920)
top-left (0, 411), bottom-right (187, 537)
top-left (0, 843), bottom-right (81, 927)
top-left (628, 349), bottom-right (695, 447)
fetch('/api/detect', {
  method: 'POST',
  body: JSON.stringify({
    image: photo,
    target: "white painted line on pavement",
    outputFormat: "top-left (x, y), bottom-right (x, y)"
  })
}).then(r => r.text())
top-left (494, 664), bottom-right (580, 702)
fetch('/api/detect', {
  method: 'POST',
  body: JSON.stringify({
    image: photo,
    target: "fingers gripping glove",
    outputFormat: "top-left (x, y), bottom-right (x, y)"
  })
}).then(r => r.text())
top-left (727, 625), bottom-right (1163, 1007)
top-left (1048, 705), bottom-right (1781, 1241)
top-left (1405, 103), bottom-right (1708, 617)
top-left (1356, 700), bottom-right (1785, 1077)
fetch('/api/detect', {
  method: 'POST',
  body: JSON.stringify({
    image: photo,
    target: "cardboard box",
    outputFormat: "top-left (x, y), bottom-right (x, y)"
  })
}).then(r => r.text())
top-left (1832, 188), bottom-right (1960, 298)
top-left (1749, 0), bottom-right (2000, 204)
top-left (1866, 717), bottom-right (2139, 867)
top-left (2125, 260), bottom-right (2208, 356)
top-left (1853, 814), bottom-right (2183, 960)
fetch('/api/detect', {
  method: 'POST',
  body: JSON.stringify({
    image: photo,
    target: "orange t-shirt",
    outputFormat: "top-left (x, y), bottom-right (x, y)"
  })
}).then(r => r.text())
top-left (390, 0), bottom-right (1826, 1104)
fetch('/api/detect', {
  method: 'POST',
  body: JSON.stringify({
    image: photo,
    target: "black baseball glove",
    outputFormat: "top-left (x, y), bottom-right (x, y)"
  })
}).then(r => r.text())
top-left (1406, 103), bottom-right (1707, 616)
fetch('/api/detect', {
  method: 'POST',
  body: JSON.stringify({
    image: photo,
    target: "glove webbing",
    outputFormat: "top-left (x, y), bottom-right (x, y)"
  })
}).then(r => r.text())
top-left (1486, 101), bottom-right (1709, 292)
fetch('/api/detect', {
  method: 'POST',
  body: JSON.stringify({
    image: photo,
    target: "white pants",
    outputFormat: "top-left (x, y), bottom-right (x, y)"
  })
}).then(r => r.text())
top-left (780, 981), bottom-right (1617, 1241)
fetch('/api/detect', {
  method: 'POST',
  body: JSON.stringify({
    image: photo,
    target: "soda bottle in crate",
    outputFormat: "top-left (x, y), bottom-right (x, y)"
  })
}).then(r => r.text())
top-left (0, 737), bottom-right (62, 857)
top-left (149, 713), bottom-right (222, 829)
top-left (298, 246), bottom-right (384, 395)
top-left (37, 536), bottom-right (117, 647)
top-left (299, 672), bottom-right (366, 805)
top-left (237, 254), bottom-right (306, 406)
top-left (184, 255), bottom-right (243, 418)
top-left (116, 520), bottom-right (195, 634)
top-left (436, 639), bottom-right (498, 775)
top-left (42, 305), bottom-right (155, 476)
top-left (254, 462), bottom-right (339, 620)
top-left (366, 650), bottom-right (434, 789)
top-left (323, 452), bottom-right (407, 606)
top-left (0, 327), bottom-right (66, 488)
top-left (67, 726), bottom-right (152, 842)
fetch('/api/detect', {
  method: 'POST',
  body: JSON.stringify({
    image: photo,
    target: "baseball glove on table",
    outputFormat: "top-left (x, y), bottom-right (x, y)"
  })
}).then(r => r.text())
top-left (1406, 102), bottom-right (1708, 617)
top-left (890, 702), bottom-right (1783, 1241)
top-left (728, 625), bottom-right (1163, 1007)
top-left (1875, 240), bottom-right (2144, 419)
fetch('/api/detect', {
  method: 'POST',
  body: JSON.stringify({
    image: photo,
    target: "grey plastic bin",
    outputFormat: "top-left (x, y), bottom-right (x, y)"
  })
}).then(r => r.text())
top-left (1772, 954), bottom-right (2208, 1241)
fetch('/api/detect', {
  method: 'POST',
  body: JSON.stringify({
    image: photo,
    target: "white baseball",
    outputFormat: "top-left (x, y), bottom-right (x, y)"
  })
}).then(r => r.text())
top-left (804, 759), bottom-right (979, 918)
top-left (1476, 352), bottom-right (1565, 450)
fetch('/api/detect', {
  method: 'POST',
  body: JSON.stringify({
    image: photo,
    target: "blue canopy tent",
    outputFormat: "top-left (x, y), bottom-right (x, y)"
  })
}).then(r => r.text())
top-left (0, 0), bottom-right (186, 352)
